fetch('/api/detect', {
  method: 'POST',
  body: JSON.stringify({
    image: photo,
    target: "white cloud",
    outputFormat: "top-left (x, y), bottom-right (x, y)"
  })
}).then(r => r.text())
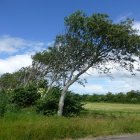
top-left (102, 75), bottom-right (140, 94)
top-left (70, 83), bottom-right (105, 94)
top-left (0, 35), bottom-right (47, 54)
top-left (71, 61), bottom-right (140, 94)
top-left (116, 14), bottom-right (140, 35)
top-left (0, 54), bottom-right (32, 74)
top-left (133, 21), bottom-right (140, 35)
top-left (0, 35), bottom-right (50, 74)
top-left (71, 72), bottom-right (140, 94)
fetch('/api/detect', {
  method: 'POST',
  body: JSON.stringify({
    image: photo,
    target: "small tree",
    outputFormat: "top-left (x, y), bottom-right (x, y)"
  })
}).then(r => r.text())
top-left (33, 11), bottom-right (140, 116)
top-left (0, 73), bottom-right (17, 90)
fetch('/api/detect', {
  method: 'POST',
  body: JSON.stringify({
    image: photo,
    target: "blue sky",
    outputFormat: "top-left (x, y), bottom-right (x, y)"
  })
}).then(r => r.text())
top-left (1, 0), bottom-right (140, 41)
top-left (0, 0), bottom-right (140, 94)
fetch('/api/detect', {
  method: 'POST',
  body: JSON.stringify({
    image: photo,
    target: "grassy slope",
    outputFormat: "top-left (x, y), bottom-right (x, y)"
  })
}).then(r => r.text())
top-left (0, 103), bottom-right (140, 140)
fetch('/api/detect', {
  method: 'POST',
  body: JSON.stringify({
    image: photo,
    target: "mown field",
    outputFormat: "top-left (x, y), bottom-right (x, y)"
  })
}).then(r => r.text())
top-left (0, 102), bottom-right (140, 140)
top-left (85, 102), bottom-right (140, 112)
top-left (84, 102), bottom-right (140, 117)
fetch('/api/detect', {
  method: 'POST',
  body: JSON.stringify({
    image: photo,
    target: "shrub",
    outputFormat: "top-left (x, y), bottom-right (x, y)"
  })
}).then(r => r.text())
top-left (36, 88), bottom-right (83, 116)
top-left (36, 87), bottom-right (60, 115)
top-left (0, 91), bottom-right (7, 117)
top-left (63, 93), bottom-right (84, 116)
top-left (11, 84), bottom-right (40, 108)
top-left (6, 103), bottom-right (20, 113)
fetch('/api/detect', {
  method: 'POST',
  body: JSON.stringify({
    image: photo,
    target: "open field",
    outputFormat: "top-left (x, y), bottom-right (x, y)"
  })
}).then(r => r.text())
top-left (0, 103), bottom-right (140, 140)
top-left (84, 102), bottom-right (140, 112)
top-left (84, 102), bottom-right (140, 116)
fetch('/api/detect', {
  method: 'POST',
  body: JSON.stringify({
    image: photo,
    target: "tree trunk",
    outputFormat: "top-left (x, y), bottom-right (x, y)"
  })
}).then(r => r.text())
top-left (57, 85), bottom-right (69, 116)
top-left (57, 66), bottom-right (91, 116)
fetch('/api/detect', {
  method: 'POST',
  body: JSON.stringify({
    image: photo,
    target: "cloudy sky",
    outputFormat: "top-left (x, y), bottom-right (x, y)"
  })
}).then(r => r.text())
top-left (0, 0), bottom-right (140, 94)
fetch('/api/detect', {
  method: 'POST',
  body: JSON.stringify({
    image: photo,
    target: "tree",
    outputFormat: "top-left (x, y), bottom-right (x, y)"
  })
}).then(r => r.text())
top-left (33, 11), bottom-right (140, 116)
top-left (0, 65), bottom-right (45, 90)
top-left (0, 73), bottom-right (21, 90)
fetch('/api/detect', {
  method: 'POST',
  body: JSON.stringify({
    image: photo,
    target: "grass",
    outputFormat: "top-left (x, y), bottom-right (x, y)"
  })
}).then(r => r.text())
top-left (84, 102), bottom-right (140, 117)
top-left (84, 102), bottom-right (140, 112)
top-left (0, 103), bottom-right (140, 140)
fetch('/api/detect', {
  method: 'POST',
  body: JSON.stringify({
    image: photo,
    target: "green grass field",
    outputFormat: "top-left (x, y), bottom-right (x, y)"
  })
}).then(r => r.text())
top-left (84, 102), bottom-right (140, 112)
top-left (0, 103), bottom-right (140, 140)
top-left (84, 102), bottom-right (140, 117)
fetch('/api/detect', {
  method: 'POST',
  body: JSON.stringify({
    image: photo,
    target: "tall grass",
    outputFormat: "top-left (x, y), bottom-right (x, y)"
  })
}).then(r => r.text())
top-left (0, 103), bottom-right (140, 140)
top-left (0, 111), bottom-right (140, 140)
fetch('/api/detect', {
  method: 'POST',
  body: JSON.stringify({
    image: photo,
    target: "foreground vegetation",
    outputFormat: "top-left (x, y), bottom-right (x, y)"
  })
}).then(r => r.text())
top-left (1, 83), bottom-right (140, 139)
top-left (0, 103), bottom-right (140, 140)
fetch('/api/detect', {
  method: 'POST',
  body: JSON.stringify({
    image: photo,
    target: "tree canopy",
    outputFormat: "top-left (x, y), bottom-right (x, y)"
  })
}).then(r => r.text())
top-left (33, 11), bottom-right (140, 116)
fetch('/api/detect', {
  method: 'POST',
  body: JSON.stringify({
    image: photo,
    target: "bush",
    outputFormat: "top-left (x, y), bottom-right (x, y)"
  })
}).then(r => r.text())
top-left (6, 103), bottom-right (20, 113)
top-left (11, 84), bottom-right (40, 108)
top-left (36, 88), bottom-right (83, 116)
top-left (63, 93), bottom-right (84, 116)
top-left (36, 88), bottom-right (59, 115)
top-left (0, 91), bottom-right (7, 117)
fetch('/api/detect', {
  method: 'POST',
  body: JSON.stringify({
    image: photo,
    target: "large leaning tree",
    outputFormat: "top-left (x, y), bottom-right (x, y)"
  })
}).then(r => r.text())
top-left (33, 11), bottom-right (140, 116)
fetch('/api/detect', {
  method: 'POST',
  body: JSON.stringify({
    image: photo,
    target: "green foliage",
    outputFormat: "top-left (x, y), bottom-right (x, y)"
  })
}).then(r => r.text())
top-left (6, 103), bottom-right (20, 113)
top-left (11, 84), bottom-right (40, 108)
top-left (0, 91), bottom-right (7, 117)
top-left (81, 90), bottom-right (140, 104)
top-left (0, 66), bottom-right (44, 91)
top-left (36, 88), bottom-right (83, 116)
top-left (0, 108), bottom-right (140, 140)
top-left (63, 93), bottom-right (84, 116)
top-left (36, 88), bottom-right (60, 115)
top-left (0, 73), bottom-right (17, 90)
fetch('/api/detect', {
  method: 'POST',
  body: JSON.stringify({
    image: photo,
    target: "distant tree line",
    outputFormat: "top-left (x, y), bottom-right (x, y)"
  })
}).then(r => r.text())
top-left (79, 91), bottom-right (140, 104)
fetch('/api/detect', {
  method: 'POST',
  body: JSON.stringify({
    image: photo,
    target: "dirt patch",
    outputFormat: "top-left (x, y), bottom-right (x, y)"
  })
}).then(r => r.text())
top-left (77, 134), bottom-right (140, 140)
